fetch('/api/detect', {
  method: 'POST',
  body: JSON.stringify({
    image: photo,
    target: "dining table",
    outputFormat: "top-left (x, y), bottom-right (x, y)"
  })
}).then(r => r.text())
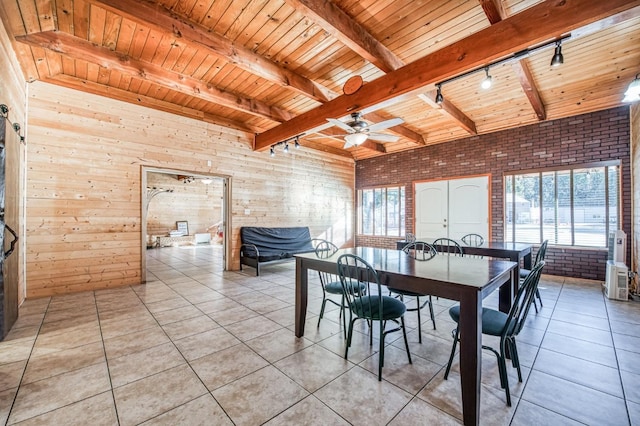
top-left (397, 240), bottom-right (533, 312)
top-left (294, 247), bottom-right (517, 426)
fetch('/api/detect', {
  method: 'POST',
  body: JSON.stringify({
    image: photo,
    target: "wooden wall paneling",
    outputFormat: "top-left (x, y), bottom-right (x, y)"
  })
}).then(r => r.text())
top-left (25, 81), bottom-right (354, 297)
top-left (0, 17), bottom-right (27, 307)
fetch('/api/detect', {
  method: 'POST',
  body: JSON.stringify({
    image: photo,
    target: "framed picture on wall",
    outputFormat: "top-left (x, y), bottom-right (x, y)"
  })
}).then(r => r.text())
top-left (176, 221), bottom-right (189, 236)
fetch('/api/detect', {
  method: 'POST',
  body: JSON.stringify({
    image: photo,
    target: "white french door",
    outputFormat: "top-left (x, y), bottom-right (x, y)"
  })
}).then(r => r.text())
top-left (414, 175), bottom-right (489, 240)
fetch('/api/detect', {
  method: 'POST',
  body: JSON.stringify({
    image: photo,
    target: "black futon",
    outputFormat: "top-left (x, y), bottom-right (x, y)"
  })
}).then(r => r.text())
top-left (239, 226), bottom-right (315, 276)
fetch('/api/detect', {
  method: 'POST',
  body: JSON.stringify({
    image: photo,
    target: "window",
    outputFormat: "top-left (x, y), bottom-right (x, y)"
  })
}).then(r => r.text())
top-left (358, 186), bottom-right (405, 237)
top-left (504, 162), bottom-right (620, 247)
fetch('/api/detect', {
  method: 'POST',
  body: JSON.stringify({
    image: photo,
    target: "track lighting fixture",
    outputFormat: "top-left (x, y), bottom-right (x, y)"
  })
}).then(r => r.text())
top-left (432, 36), bottom-right (569, 103)
top-left (622, 74), bottom-right (640, 103)
top-left (550, 40), bottom-right (564, 67)
top-left (435, 84), bottom-right (443, 104)
top-left (481, 67), bottom-right (492, 89)
top-left (268, 134), bottom-right (303, 157)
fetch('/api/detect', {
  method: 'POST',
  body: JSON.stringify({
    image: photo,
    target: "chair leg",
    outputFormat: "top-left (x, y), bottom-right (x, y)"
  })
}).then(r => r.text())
top-left (428, 295), bottom-right (436, 330)
top-left (444, 328), bottom-right (459, 380)
top-left (415, 296), bottom-right (422, 344)
top-left (400, 316), bottom-right (412, 364)
top-left (340, 295), bottom-right (347, 335)
top-left (536, 288), bottom-right (543, 307)
top-left (532, 297), bottom-right (539, 313)
top-left (508, 339), bottom-right (523, 382)
top-left (499, 341), bottom-right (512, 406)
top-left (378, 320), bottom-right (385, 381)
top-left (344, 317), bottom-right (356, 359)
top-left (317, 298), bottom-right (327, 328)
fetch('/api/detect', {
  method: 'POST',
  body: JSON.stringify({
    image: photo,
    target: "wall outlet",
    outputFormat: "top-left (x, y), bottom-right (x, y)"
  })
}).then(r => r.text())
top-left (244, 209), bottom-right (250, 215)
top-left (207, 160), bottom-right (212, 167)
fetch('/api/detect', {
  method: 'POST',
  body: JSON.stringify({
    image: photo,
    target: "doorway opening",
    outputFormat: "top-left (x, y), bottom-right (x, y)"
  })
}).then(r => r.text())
top-left (141, 167), bottom-right (231, 283)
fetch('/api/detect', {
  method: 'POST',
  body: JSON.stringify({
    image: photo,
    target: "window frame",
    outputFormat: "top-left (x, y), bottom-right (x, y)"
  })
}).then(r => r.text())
top-left (357, 185), bottom-right (406, 237)
top-left (504, 160), bottom-right (621, 248)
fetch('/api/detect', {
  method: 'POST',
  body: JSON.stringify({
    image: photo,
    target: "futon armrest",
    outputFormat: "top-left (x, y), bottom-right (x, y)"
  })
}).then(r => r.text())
top-left (240, 243), bottom-right (260, 258)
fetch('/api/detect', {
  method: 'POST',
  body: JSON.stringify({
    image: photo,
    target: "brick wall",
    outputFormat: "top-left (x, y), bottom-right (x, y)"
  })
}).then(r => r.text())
top-left (355, 107), bottom-right (631, 281)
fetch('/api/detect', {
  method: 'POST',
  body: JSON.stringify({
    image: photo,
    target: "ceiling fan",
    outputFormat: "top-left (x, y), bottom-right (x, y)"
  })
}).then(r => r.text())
top-left (327, 112), bottom-right (404, 148)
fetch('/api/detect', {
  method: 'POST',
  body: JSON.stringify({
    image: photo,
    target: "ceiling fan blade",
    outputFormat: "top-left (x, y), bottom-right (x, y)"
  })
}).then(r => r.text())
top-left (366, 117), bottom-right (404, 132)
top-left (327, 118), bottom-right (355, 133)
top-left (367, 133), bottom-right (400, 143)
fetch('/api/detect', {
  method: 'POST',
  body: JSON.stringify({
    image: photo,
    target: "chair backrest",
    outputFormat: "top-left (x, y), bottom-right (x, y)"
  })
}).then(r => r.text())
top-left (535, 239), bottom-right (549, 265)
top-left (433, 238), bottom-right (465, 256)
top-left (314, 239), bottom-right (339, 259)
top-left (337, 254), bottom-right (381, 319)
top-left (402, 241), bottom-right (437, 261)
top-left (314, 240), bottom-right (340, 287)
top-left (461, 233), bottom-right (484, 247)
top-left (504, 260), bottom-right (545, 338)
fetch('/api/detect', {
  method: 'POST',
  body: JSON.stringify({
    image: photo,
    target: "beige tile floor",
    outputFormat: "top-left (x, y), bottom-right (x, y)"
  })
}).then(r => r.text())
top-left (1, 245), bottom-right (639, 425)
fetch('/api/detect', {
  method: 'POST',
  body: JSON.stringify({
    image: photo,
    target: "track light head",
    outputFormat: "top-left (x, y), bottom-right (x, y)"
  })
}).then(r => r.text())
top-left (550, 41), bottom-right (564, 67)
top-left (283, 142), bottom-right (289, 153)
top-left (435, 84), bottom-right (444, 104)
top-left (270, 146), bottom-right (275, 157)
top-left (481, 67), bottom-right (492, 89)
top-left (294, 136), bottom-right (300, 149)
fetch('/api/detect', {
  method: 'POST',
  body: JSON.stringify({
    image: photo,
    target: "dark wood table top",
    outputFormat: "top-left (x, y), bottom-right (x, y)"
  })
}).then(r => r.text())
top-left (296, 247), bottom-right (516, 295)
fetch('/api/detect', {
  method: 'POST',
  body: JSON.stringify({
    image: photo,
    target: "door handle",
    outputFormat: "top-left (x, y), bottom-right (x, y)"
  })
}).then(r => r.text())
top-left (4, 224), bottom-right (17, 259)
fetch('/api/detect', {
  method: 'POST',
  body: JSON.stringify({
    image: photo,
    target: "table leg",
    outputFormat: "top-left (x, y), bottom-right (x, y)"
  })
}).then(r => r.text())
top-left (295, 258), bottom-right (308, 338)
top-left (498, 255), bottom-right (518, 313)
top-left (459, 292), bottom-right (482, 426)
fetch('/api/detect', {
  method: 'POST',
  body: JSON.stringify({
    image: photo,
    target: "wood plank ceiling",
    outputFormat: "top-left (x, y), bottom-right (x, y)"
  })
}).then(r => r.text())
top-left (1, 0), bottom-right (639, 160)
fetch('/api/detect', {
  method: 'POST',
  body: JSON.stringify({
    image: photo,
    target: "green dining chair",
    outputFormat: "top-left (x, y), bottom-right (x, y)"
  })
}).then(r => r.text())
top-left (519, 239), bottom-right (548, 312)
top-left (388, 241), bottom-right (438, 343)
top-left (443, 261), bottom-right (545, 406)
top-left (337, 253), bottom-right (412, 381)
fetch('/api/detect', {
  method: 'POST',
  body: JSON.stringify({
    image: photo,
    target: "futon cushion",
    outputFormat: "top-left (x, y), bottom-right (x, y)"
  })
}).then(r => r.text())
top-left (448, 305), bottom-right (511, 336)
top-left (350, 296), bottom-right (406, 320)
top-left (240, 227), bottom-right (314, 260)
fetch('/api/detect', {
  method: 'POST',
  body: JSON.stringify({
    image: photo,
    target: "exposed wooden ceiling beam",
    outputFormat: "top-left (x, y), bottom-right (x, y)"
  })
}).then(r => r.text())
top-left (511, 61), bottom-right (547, 121)
top-left (283, 0), bottom-right (404, 73)
top-left (418, 93), bottom-right (477, 135)
top-left (478, 0), bottom-right (505, 25)
top-left (479, 0), bottom-right (547, 121)
top-left (291, 0), bottom-right (474, 136)
top-left (87, 0), bottom-right (335, 103)
top-left (364, 112), bottom-right (426, 145)
top-left (44, 74), bottom-right (259, 134)
top-left (15, 31), bottom-right (294, 123)
top-left (255, 0), bottom-right (640, 151)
